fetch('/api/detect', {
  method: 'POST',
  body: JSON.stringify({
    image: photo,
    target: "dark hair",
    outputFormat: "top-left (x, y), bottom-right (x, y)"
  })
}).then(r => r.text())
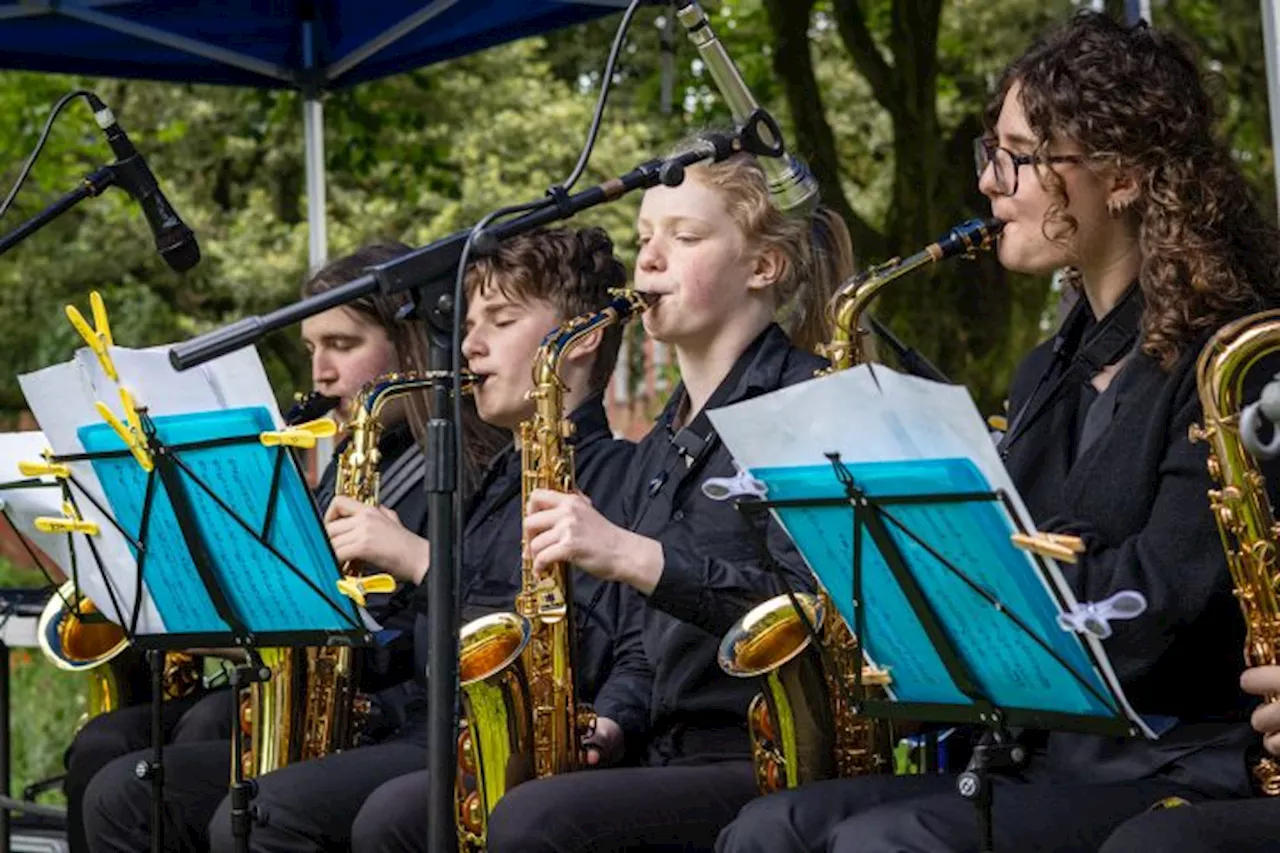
top-left (988, 11), bottom-right (1280, 367)
top-left (465, 226), bottom-right (628, 391)
top-left (669, 139), bottom-right (855, 353)
top-left (304, 242), bottom-right (505, 490)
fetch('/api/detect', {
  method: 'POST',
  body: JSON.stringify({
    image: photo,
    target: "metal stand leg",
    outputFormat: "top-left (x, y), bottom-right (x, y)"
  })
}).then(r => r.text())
top-left (134, 649), bottom-right (166, 853)
top-left (0, 639), bottom-right (10, 853)
top-left (956, 727), bottom-right (1025, 853)
top-left (229, 651), bottom-right (268, 853)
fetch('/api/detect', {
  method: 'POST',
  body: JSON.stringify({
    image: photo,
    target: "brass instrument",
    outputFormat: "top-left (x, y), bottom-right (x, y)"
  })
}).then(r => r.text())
top-left (718, 217), bottom-right (1004, 792)
top-left (241, 372), bottom-right (442, 777)
top-left (1189, 309), bottom-right (1280, 796)
top-left (39, 586), bottom-right (202, 724)
top-left (455, 289), bottom-right (653, 852)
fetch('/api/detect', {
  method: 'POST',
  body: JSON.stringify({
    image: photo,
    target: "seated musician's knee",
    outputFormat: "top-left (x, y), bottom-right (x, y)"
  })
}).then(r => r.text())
top-left (351, 771), bottom-right (431, 853)
top-left (81, 752), bottom-right (149, 840)
top-left (1099, 806), bottom-right (1223, 853)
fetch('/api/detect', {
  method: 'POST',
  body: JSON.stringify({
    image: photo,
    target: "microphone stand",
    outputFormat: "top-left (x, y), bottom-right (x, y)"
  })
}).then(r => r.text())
top-left (0, 166), bottom-right (118, 259)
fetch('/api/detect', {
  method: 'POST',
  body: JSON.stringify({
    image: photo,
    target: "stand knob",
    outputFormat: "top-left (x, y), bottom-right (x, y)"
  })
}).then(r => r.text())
top-left (956, 770), bottom-right (984, 801)
top-left (134, 759), bottom-right (160, 781)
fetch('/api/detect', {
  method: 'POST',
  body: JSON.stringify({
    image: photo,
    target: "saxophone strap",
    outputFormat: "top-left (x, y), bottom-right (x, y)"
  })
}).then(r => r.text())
top-left (999, 283), bottom-right (1144, 458)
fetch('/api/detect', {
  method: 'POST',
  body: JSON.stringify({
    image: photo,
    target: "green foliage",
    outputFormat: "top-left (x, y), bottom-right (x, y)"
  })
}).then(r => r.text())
top-left (0, 558), bottom-right (82, 805)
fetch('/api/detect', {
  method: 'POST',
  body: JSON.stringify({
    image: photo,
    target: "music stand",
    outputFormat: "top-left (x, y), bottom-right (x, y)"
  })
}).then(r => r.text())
top-left (32, 404), bottom-right (368, 853)
top-left (732, 454), bottom-right (1149, 853)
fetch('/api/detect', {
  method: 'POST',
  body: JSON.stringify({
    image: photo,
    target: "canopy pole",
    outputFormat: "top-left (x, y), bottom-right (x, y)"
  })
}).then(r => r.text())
top-left (1265, 0), bottom-right (1280, 219)
top-left (304, 95), bottom-right (327, 271)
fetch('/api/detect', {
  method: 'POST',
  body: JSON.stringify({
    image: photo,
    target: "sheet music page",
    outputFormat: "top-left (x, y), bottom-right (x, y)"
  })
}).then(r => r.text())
top-left (708, 365), bottom-right (1153, 737)
top-left (17, 342), bottom-right (286, 636)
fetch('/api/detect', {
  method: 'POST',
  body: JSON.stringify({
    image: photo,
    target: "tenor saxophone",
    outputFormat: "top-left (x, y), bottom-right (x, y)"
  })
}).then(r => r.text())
top-left (717, 217), bottom-right (1004, 792)
top-left (1190, 309), bottom-right (1280, 796)
top-left (455, 289), bottom-right (653, 852)
top-left (241, 372), bottom-right (441, 777)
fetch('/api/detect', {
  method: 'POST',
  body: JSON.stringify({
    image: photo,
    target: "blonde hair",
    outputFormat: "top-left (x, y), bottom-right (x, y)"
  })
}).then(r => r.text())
top-left (677, 143), bottom-right (854, 353)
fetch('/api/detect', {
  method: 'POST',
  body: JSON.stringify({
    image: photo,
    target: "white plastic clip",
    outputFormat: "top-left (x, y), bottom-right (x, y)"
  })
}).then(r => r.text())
top-left (1056, 590), bottom-right (1147, 640)
top-left (701, 463), bottom-right (768, 502)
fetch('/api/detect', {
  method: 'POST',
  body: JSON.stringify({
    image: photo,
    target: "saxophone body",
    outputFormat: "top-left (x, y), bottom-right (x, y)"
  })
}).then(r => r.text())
top-left (455, 289), bottom-right (652, 852)
top-left (1190, 309), bottom-right (1280, 795)
top-left (719, 217), bottom-right (1003, 792)
top-left (242, 373), bottom-right (432, 777)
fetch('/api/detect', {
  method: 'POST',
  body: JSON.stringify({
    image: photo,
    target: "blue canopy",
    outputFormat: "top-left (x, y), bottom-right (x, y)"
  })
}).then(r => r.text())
top-left (0, 1), bottom-right (632, 91)
top-left (0, 0), bottom-right (639, 264)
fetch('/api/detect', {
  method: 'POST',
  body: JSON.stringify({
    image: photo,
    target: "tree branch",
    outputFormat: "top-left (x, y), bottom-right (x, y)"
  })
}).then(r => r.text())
top-left (762, 0), bottom-right (884, 259)
top-left (831, 0), bottom-right (899, 113)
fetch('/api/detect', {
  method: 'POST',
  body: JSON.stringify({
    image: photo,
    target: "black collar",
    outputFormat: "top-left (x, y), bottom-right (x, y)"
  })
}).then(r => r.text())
top-left (999, 282), bottom-right (1145, 458)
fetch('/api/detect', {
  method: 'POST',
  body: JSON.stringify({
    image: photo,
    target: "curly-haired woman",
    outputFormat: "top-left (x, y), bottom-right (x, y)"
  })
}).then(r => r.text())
top-left (716, 11), bottom-right (1280, 853)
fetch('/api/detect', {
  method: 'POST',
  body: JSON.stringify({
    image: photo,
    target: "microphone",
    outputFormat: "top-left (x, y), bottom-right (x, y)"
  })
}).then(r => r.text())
top-left (673, 1), bottom-right (819, 213)
top-left (85, 94), bottom-right (200, 273)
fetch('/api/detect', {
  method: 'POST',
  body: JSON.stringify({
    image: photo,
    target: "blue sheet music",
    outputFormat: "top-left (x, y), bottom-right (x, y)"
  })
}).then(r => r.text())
top-left (755, 457), bottom-right (1125, 722)
top-left (79, 406), bottom-right (357, 637)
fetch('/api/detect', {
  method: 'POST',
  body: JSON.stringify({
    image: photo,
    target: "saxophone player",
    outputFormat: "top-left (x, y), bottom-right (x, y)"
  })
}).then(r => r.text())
top-left (340, 225), bottom-right (651, 851)
top-left (482, 140), bottom-right (856, 853)
top-left (719, 11), bottom-right (1280, 853)
top-left (80, 242), bottom-right (505, 852)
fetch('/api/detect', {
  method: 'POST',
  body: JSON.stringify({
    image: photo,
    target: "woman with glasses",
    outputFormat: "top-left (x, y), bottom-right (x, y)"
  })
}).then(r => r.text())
top-left (717, 11), bottom-right (1280, 853)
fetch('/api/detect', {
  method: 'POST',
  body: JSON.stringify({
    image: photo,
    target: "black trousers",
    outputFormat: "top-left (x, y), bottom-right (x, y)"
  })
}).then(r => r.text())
top-left (64, 687), bottom-right (233, 853)
top-left (1100, 797), bottom-right (1280, 853)
top-left (82, 736), bottom-right (429, 852)
top-left (482, 760), bottom-right (758, 853)
top-left (714, 773), bottom-right (1227, 853)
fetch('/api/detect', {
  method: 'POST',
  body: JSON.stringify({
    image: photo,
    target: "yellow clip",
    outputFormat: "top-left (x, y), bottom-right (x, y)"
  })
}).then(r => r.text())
top-left (260, 418), bottom-right (338, 450)
top-left (987, 415), bottom-right (1008, 432)
top-left (18, 458), bottom-right (70, 479)
top-left (1011, 531), bottom-right (1086, 564)
top-left (94, 388), bottom-right (153, 473)
top-left (336, 574), bottom-right (397, 607)
top-left (66, 291), bottom-right (118, 382)
top-left (34, 500), bottom-right (99, 536)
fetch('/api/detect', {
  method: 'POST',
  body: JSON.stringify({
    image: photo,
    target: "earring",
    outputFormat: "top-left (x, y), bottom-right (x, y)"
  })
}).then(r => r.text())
top-left (1108, 198), bottom-right (1132, 217)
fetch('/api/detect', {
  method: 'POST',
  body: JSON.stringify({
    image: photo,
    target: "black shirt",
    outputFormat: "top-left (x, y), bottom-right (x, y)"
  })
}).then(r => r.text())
top-left (399, 395), bottom-right (648, 743)
top-left (620, 323), bottom-right (821, 763)
top-left (1002, 301), bottom-right (1280, 795)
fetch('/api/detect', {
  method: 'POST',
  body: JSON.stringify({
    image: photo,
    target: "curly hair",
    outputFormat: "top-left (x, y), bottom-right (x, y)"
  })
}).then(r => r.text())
top-left (465, 226), bottom-right (628, 391)
top-left (986, 11), bottom-right (1280, 368)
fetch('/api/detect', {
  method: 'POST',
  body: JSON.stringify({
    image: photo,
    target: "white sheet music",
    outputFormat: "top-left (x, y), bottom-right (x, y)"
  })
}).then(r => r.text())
top-left (14, 343), bottom-right (283, 635)
top-left (707, 364), bottom-right (1153, 738)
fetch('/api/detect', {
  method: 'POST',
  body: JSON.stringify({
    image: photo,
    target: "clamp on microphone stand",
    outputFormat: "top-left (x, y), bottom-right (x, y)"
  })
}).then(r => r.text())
top-left (0, 166), bottom-right (119, 259)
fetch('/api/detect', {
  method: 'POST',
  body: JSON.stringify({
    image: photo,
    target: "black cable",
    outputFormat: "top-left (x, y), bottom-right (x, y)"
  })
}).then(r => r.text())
top-left (0, 89), bottom-right (97, 222)
top-left (559, 0), bottom-right (648, 193)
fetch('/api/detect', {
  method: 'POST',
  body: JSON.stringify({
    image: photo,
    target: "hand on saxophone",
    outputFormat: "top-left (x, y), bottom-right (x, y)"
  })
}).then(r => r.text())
top-left (324, 496), bottom-right (430, 585)
top-left (582, 716), bottom-right (624, 768)
top-left (524, 489), bottom-right (665, 595)
top-left (1243, 666), bottom-right (1280, 758)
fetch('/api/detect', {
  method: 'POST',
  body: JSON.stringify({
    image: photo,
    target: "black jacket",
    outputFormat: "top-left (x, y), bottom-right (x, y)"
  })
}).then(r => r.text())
top-left (395, 395), bottom-right (649, 745)
top-left (621, 323), bottom-right (821, 764)
top-left (1001, 298), bottom-right (1280, 795)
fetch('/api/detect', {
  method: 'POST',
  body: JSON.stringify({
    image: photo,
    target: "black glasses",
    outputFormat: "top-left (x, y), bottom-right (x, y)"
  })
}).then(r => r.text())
top-left (973, 137), bottom-right (1095, 196)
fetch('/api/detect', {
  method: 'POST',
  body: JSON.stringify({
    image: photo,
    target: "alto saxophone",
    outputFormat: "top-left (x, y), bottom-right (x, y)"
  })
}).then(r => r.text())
top-left (455, 289), bottom-right (653, 852)
top-left (718, 217), bottom-right (1004, 792)
top-left (1189, 309), bottom-right (1280, 796)
top-left (242, 372), bottom-right (439, 777)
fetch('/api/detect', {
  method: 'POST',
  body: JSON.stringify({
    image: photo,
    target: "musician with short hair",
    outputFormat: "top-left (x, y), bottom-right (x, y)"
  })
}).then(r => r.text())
top-left (717, 11), bottom-right (1280, 853)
